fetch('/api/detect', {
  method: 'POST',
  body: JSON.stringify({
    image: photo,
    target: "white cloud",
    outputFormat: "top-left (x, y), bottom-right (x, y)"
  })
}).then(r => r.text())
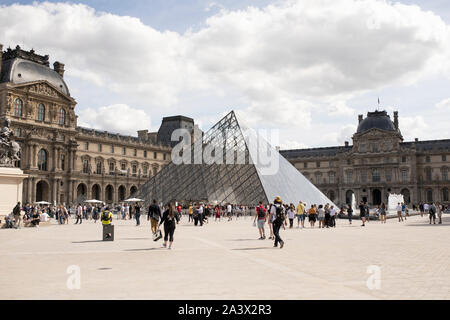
top-left (77, 104), bottom-right (151, 135)
top-left (0, 0), bottom-right (449, 142)
top-left (399, 115), bottom-right (429, 140)
top-left (436, 97), bottom-right (450, 110)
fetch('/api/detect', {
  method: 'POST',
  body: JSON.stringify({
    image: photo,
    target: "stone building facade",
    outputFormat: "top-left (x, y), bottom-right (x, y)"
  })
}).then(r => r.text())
top-left (0, 44), bottom-right (182, 205)
top-left (280, 110), bottom-right (450, 207)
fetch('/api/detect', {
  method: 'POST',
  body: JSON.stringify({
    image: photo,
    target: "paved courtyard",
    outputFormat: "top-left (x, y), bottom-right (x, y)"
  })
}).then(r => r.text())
top-left (0, 213), bottom-right (449, 300)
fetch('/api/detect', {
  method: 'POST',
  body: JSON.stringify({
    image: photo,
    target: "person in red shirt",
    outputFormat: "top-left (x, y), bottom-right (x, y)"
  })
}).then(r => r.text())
top-left (253, 201), bottom-right (267, 240)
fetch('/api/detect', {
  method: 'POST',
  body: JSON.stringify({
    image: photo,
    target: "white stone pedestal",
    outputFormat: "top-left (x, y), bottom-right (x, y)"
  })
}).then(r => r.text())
top-left (0, 167), bottom-right (27, 216)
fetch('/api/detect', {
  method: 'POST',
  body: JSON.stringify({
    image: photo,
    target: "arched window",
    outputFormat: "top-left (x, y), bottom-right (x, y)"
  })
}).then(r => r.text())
top-left (37, 103), bottom-right (45, 121)
top-left (58, 108), bottom-right (66, 125)
top-left (37, 149), bottom-right (48, 171)
top-left (443, 188), bottom-right (449, 202)
top-left (14, 98), bottom-right (23, 117)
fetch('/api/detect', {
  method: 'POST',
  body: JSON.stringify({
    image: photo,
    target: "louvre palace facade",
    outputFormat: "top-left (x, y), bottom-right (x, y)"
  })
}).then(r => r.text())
top-left (0, 44), bottom-right (195, 205)
top-left (280, 111), bottom-right (450, 206)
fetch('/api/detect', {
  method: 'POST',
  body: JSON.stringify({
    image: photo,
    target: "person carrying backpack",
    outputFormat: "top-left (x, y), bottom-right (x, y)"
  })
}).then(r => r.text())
top-left (101, 207), bottom-right (113, 226)
top-left (269, 196), bottom-right (287, 249)
top-left (253, 201), bottom-right (267, 240)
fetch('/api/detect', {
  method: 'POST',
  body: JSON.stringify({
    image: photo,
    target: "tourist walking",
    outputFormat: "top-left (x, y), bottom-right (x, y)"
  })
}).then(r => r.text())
top-left (379, 203), bottom-right (387, 224)
top-left (227, 203), bottom-right (232, 221)
top-left (134, 203), bottom-right (141, 226)
top-left (159, 204), bottom-right (180, 249)
top-left (419, 202), bottom-right (424, 217)
top-left (215, 205), bottom-right (221, 221)
top-left (13, 202), bottom-right (21, 228)
top-left (318, 205), bottom-right (325, 228)
top-left (396, 203), bottom-right (403, 222)
top-left (75, 203), bottom-right (83, 224)
top-left (287, 204), bottom-right (295, 229)
top-left (359, 201), bottom-right (367, 227)
top-left (188, 204), bottom-right (193, 222)
top-left (270, 197), bottom-right (287, 248)
top-left (436, 203), bottom-right (442, 224)
top-left (296, 201), bottom-right (305, 228)
top-left (267, 204), bottom-right (274, 239)
top-left (429, 203), bottom-right (436, 224)
top-left (254, 201), bottom-right (267, 239)
top-left (401, 203), bottom-right (407, 221)
top-left (347, 205), bottom-right (353, 224)
top-left (148, 200), bottom-right (161, 234)
top-left (330, 205), bottom-right (337, 228)
top-left (308, 205), bottom-right (317, 228)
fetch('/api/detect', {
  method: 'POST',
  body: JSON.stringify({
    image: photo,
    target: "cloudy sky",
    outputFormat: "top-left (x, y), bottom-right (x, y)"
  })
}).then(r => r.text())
top-left (1, 0), bottom-right (450, 149)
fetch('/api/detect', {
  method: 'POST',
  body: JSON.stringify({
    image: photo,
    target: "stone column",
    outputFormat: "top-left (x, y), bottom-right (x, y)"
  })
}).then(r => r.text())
top-left (30, 177), bottom-right (36, 204)
top-left (68, 149), bottom-right (72, 173)
top-left (52, 179), bottom-right (58, 204)
top-left (32, 144), bottom-right (37, 168)
top-left (27, 178), bottom-right (33, 204)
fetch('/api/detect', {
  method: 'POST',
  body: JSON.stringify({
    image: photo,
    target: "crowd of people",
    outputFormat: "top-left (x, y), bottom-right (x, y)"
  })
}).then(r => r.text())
top-left (2, 197), bottom-right (448, 250)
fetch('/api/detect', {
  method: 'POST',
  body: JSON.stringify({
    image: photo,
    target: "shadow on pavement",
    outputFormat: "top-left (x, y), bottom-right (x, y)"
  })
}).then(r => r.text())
top-left (123, 248), bottom-right (162, 252)
top-left (405, 216), bottom-right (450, 227)
top-left (119, 238), bottom-right (151, 241)
top-left (72, 240), bottom-right (104, 243)
top-left (232, 247), bottom-right (272, 251)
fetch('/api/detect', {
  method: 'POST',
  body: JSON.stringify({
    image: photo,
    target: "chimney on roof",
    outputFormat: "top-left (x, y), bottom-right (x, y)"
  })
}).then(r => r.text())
top-left (345, 141), bottom-right (349, 147)
top-left (394, 111), bottom-right (399, 130)
top-left (0, 43), bottom-right (3, 76)
top-left (53, 61), bottom-right (65, 78)
top-left (358, 114), bottom-right (363, 124)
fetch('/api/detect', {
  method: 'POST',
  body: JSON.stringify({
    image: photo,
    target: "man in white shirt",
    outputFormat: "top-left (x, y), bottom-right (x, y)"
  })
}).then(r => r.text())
top-left (396, 203), bottom-right (403, 222)
top-left (198, 204), bottom-right (204, 226)
top-left (330, 206), bottom-right (337, 228)
top-left (40, 211), bottom-right (50, 222)
top-left (227, 204), bottom-right (232, 221)
top-left (75, 204), bottom-right (83, 224)
top-left (424, 203), bottom-right (429, 214)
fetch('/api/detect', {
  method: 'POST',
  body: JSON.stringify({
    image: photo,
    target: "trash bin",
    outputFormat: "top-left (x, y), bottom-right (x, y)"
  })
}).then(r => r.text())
top-left (102, 224), bottom-right (114, 241)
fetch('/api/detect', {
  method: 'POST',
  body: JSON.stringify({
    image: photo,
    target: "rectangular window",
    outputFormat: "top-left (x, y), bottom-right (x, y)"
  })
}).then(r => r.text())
top-left (144, 150), bottom-right (147, 158)
top-left (109, 163), bottom-right (115, 175)
top-left (304, 162), bottom-right (307, 169)
top-left (346, 171), bottom-right (353, 184)
top-left (372, 169), bottom-right (380, 182)
top-left (98, 144), bottom-right (102, 152)
top-left (426, 168), bottom-right (432, 181)
top-left (83, 160), bottom-right (89, 174)
top-left (122, 147), bottom-right (126, 155)
top-left (316, 161), bottom-right (321, 168)
top-left (386, 169), bottom-right (392, 182)
top-left (121, 163), bottom-right (126, 171)
top-left (402, 170), bottom-right (408, 182)
top-left (316, 173), bottom-right (321, 184)
top-left (361, 171), bottom-right (367, 183)
top-left (154, 152), bottom-right (157, 159)
top-left (96, 162), bottom-right (102, 175)
top-left (426, 155), bottom-right (431, 163)
top-left (443, 168), bottom-right (448, 181)
top-left (329, 172), bottom-right (335, 184)
top-left (132, 165), bottom-right (137, 176)
top-left (111, 145), bottom-right (114, 153)
top-left (134, 149), bottom-right (137, 157)
top-left (402, 156), bottom-right (407, 163)
top-left (443, 155), bottom-right (447, 162)
top-left (143, 166), bottom-right (148, 176)
top-left (84, 142), bottom-right (89, 151)
top-left (61, 154), bottom-right (65, 171)
top-left (164, 153), bottom-right (167, 161)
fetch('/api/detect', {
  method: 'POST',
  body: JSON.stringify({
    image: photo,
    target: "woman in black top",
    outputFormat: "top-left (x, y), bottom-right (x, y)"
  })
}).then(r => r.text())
top-left (159, 204), bottom-right (180, 249)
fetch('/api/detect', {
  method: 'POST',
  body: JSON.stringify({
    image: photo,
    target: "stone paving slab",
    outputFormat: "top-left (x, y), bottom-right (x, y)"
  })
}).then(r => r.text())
top-left (0, 214), bottom-right (449, 300)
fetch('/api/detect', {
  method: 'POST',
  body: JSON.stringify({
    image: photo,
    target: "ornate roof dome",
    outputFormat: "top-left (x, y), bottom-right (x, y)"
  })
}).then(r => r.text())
top-left (1, 46), bottom-right (70, 96)
top-left (356, 110), bottom-right (396, 134)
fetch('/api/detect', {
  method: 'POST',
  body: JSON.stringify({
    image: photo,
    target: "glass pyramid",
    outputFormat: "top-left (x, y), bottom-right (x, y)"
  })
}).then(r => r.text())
top-left (136, 111), bottom-right (335, 207)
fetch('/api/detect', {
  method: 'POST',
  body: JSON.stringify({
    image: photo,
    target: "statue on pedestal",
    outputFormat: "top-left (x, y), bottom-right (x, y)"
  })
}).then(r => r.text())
top-left (0, 118), bottom-right (21, 167)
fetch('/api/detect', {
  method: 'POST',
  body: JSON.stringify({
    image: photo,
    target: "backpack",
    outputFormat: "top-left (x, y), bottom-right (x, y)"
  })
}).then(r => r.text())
top-left (101, 211), bottom-right (110, 222)
top-left (274, 206), bottom-right (284, 222)
top-left (257, 207), bottom-right (266, 219)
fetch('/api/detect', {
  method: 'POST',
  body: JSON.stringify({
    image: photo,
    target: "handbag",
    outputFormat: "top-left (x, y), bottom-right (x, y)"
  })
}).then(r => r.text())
top-left (153, 229), bottom-right (163, 242)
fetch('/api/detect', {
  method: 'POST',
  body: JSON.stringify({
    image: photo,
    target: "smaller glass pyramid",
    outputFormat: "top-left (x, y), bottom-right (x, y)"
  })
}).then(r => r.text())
top-left (136, 111), bottom-right (335, 207)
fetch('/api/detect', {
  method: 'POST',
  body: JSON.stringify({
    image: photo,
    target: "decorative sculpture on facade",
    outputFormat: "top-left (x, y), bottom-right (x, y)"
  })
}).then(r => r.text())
top-left (0, 118), bottom-right (21, 167)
